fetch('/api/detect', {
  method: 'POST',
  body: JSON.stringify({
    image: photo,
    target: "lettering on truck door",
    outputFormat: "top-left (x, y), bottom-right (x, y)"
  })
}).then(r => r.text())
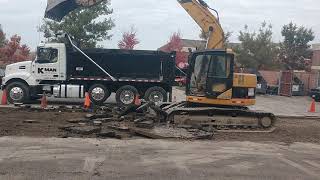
top-left (34, 47), bottom-right (60, 81)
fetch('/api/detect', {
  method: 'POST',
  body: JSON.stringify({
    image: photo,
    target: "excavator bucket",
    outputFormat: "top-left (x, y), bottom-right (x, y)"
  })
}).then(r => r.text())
top-left (45, 0), bottom-right (105, 21)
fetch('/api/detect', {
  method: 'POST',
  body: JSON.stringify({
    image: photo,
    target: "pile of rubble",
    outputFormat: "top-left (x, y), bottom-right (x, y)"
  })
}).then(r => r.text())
top-left (58, 103), bottom-right (214, 140)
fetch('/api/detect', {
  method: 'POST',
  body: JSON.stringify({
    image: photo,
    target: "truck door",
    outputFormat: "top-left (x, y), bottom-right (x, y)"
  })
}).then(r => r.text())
top-left (33, 47), bottom-right (62, 82)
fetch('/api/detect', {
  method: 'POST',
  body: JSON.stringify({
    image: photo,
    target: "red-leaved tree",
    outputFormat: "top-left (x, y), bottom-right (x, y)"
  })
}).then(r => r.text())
top-left (163, 32), bottom-right (188, 68)
top-left (0, 26), bottom-right (6, 47)
top-left (118, 27), bottom-right (140, 50)
top-left (0, 35), bottom-right (30, 65)
top-left (164, 32), bottom-right (183, 52)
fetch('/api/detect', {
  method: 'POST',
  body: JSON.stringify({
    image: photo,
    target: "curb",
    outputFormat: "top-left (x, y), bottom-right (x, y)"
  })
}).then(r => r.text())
top-left (277, 115), bottom-right (320, 120)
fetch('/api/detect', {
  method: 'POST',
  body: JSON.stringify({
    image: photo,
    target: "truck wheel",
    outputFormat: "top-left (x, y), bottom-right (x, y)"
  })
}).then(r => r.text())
top-left (144, 87), bottom-right (167, 103)
top-left (116, 85), bottom-right (138, 106)
top-left (89, 84), bottom-right (111, 105)
top-left (6, 82), bottom-right (30, 104)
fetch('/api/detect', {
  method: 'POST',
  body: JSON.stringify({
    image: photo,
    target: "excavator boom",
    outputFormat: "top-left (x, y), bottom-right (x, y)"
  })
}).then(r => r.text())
top-left (177, 0), bottom-right (225, 49)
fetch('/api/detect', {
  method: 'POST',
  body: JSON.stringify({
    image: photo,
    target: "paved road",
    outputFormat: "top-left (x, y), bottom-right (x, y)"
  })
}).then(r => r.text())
top-left (0, 137), bottom-right (320, 180)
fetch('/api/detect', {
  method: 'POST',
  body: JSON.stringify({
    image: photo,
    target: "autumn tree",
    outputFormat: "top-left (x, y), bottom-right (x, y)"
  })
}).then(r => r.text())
top-left (234, 22), bottom-right (278, 70)
top-left (118, 27), bottom-right (140, 50)
top-left (0, 35), bottom-right (30, 65)
top-left (161, 32), bottom-right (190, 69)
top-left (164, 32), bottom-right (183, 52)
top-left (0, 25), bottom-right (5, 47)
top-left (279, 22), bottom-right (314, 70)
top-left (39, 0), bottom-right (114, 48)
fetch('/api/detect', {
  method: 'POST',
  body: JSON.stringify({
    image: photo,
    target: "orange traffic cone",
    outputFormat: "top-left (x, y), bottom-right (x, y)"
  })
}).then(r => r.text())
top-left (309, 98), bottom-right (316, 113)
top-left (1, 89), bottom-right (8, 105)
top-left (40, 92), bottom-right (48, 109)
top-left (134, 94), bottom-right (141, 106)
top-left (84, 92), bottom-right (91, 109)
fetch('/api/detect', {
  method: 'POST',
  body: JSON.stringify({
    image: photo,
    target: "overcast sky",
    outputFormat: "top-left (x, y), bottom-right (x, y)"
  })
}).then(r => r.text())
top-left (0, 0), bottom-right (319, 50)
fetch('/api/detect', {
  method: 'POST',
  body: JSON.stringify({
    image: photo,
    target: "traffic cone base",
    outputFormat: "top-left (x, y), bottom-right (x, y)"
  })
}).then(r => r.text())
top-left (1, 89), bottom-right (8, 105)
top-left (134, 95), bottom-right (141, 106)
top-left (84, 92), bottom-right (91, 109)
top-left (41, 92), bottom-right (48, 109)
top-left (309, 98), bottom-right (316, 113)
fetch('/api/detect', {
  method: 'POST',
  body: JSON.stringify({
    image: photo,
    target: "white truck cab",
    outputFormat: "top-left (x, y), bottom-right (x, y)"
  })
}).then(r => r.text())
top-left (2, 43), bottom-right (67, 103)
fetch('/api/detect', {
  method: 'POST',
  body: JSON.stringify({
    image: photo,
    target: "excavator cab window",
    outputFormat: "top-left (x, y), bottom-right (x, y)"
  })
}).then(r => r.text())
top-left (208, 55), bottom-right (230, 78)
top-left (188, 51), bottom-right (234, 97)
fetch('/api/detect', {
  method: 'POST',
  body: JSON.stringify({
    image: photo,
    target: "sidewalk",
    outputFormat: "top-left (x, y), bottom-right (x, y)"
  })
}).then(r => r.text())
top-left (252, 95), bottom-right (320, 118)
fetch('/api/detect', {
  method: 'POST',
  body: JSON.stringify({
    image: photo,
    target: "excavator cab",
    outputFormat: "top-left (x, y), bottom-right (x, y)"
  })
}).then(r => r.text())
top-left (187, 50), bottom-right (236, 104)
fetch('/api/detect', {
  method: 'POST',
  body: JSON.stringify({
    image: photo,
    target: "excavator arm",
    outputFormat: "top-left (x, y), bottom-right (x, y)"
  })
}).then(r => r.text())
top-left (177, 0), bottom-right (225, 49)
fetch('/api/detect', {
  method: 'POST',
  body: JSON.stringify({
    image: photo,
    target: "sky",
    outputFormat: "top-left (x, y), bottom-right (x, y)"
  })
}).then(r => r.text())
top-left (0, 0), bottom-right (319, 50)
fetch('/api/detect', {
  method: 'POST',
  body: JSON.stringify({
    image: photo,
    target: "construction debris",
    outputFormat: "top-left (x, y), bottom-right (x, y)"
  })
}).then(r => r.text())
top-left (9, 102), bottom-right (215, 140)
top-left (93, 121), bottom-right (102, 126)
top-left (135, 120), bottom-right (154, 129)
top-left (130, 126), bottom-right (214, 140)
top-left (97, 130), bottom-right (117, 138)
top-left (23, 120), bottom-right (39, 124)
top-left (63, 126), bottom-right (101, 135)
top-left (67, 118), bottom-right (86, 123)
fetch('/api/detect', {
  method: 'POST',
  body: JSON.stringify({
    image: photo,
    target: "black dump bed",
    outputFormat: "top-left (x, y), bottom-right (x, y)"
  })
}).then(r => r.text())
top-left (67, 48), bottom-right (176, 83)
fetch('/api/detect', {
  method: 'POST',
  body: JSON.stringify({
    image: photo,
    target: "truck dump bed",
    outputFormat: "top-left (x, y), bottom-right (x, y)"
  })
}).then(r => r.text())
top-left (67, 48), bottom-right (176, 84)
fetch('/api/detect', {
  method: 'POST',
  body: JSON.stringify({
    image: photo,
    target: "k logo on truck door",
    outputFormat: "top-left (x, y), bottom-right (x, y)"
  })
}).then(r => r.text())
top-left (38, 68), bottom-right (57, 74)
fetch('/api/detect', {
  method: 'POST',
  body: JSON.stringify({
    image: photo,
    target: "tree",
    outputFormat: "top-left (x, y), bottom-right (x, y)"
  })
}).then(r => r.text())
top-left (39, 0), bottom-right (114, 48)
top-left (118, 27), bottom-right (140, 50)
top-left (0, 35), bottom-right (30, 64)
top-left (279, 22), bottom-right (315, 70)
top-left (199, 29), bottom-right (232, 47)
top-left (199, 29), bottom-right (208, 40)
top-left (164, 32), bottom-right (183, 52)
top-left (0, 25), bottom-right (6, 47)
top-left (235, 22), bottom-right (278, 70)
top-left (162, 32), bottom-right (189, 67)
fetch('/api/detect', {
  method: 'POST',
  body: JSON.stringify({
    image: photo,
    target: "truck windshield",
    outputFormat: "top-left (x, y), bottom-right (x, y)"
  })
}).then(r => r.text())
top-left (37, 48), bottom-right (58, 64)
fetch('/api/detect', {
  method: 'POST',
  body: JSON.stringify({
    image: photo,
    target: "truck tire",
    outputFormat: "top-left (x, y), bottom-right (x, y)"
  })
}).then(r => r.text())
top-left (116, 85), bottom-right (138, 106)
top-left (144, 86), bottom-right (167, 103)
top-left (88, 84), bottom-right (111, 105)
top-left (6, 82), bottom-right (30, 104)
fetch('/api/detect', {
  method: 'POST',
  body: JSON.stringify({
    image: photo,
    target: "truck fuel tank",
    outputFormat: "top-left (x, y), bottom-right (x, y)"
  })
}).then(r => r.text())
top-left (53, 84), bottom-right (84, 98)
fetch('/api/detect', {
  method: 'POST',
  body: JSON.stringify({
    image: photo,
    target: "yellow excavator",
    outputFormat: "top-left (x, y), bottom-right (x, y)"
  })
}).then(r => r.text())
top-left (45, 0), bottom-right (276, 130)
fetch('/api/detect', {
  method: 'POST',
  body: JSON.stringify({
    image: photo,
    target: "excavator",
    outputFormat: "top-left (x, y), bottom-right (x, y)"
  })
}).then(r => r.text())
top-left (45, 0), bottom-right (276, 131)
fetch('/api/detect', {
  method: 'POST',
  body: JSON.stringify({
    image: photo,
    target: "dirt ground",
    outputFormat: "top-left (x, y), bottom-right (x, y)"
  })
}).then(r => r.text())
top-left (1, 107), bottom-right (319, 144)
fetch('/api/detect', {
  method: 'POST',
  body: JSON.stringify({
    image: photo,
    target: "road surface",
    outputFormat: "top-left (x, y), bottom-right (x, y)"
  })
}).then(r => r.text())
top-left (0, 137), bottom-right (319, 180)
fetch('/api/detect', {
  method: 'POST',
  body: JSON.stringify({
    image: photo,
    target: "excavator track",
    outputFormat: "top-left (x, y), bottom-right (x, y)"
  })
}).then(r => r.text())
top-left (163, 102), bottom-right (277, 133)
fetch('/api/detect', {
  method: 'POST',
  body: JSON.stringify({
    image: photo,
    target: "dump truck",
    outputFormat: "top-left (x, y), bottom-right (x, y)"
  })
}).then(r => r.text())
top-left (1, 34), bottom-right (176, 105)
